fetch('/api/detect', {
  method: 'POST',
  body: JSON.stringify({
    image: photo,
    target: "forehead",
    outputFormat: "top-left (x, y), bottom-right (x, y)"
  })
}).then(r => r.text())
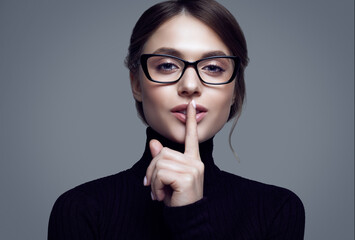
top-left (143, 14), bottom-right (231, 59)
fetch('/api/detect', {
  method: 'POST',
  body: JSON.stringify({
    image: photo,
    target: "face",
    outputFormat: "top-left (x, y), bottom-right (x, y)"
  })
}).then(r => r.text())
top-left (131, 14), bottom-right (235, 144)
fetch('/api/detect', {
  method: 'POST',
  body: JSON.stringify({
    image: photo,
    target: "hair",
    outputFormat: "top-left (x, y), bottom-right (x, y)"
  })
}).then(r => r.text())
top-left (125, 0), bottom-right (248, 124)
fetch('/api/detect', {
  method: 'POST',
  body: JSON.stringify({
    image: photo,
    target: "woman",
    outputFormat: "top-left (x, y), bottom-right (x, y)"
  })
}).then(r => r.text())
top-left (48, 0), bottom-right (305, 239)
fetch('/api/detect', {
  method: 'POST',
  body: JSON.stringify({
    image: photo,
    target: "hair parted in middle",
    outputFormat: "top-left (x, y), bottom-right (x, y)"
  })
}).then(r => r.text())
top-left (125, 0), bottom-right (249, 124)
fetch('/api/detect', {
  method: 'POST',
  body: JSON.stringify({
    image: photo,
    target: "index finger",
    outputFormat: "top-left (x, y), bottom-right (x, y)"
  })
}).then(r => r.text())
top-left (184, 100), bottom-right (200, 158)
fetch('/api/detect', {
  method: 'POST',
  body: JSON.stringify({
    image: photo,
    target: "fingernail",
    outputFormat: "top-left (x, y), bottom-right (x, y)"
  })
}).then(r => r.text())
top-left (151, 191), bottom-right (155, 200)
top-left (191, 99), bottom-right (196, 109)
top-left (143, 176), bottom-right (147, 186)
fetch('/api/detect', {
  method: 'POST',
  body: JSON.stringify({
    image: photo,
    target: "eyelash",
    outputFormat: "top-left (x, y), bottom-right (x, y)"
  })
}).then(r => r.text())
top-left (156, 63), bottom-right (179, 71)
top-left (202, 64), bottom-right (225, 73)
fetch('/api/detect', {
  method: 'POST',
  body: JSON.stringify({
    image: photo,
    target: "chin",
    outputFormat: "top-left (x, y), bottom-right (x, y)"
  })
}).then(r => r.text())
top-left (168, 125), bottom-right (216, 144)
top-left (150, 119), bottom-right (222, 145)
top-left (165, 126), bottom-right (186, 144)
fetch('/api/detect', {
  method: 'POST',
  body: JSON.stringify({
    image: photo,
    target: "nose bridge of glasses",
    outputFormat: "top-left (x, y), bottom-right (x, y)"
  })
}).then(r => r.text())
top-left (178, 60), bottom-right (200, 83)
top-left (180, 60), bottom-right (201, 80)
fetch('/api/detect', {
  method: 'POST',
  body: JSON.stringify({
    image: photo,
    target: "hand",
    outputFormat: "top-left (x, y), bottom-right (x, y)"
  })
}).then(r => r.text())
top-left (144, 100), bottom-right (204, 207)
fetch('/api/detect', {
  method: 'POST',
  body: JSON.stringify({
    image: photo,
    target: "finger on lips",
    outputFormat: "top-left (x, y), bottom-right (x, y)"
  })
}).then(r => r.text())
top-left (184, 100), bottom-right (200, 158)
top-left (144, 100), bottom-right (202, 203)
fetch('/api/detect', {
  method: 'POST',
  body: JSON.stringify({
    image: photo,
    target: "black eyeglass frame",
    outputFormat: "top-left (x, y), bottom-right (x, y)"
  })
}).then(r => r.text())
top-left (140, 54), bottom-right (240, 85)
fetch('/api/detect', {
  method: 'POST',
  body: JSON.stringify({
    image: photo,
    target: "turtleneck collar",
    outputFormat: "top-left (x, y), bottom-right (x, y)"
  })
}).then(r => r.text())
top-left (131, 127), bottom-right (220, 187)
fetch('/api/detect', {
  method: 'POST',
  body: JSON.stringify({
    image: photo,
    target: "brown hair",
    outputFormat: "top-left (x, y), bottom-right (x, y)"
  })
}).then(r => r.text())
top-left (125, 0), bottom-right (248, 124)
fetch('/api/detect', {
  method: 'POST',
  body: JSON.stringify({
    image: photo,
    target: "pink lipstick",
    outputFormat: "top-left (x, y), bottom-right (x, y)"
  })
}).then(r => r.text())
top-left (171, 103), bottom-right (207, 123)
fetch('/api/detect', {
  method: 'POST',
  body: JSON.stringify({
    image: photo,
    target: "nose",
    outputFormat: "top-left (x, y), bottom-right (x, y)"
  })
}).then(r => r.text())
top-left (177, 67), bottom-right (202, 97)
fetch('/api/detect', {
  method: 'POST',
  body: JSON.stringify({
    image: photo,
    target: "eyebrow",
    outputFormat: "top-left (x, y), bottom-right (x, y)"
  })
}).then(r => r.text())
top-left (153, 48), bottom-right (183, 58)
top-left (152, 48), bottom-right (229, 59)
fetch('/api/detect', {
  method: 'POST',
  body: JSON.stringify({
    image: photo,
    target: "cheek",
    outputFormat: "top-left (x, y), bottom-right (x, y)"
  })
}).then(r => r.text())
top-left (204, 86), bottom-right (234, 121)
top-left (213, 86), bottom-right (235, 127)
top-left (213, 85), bottom-right (235, 112)
top-left (140, 83), bottom-right (171, 124)
top-left (141, 86), bottom-right (159, 117)
top-left (141, 83), bottom-right (168, 107)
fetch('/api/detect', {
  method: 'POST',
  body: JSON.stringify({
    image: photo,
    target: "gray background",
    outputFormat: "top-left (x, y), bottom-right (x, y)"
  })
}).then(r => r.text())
top-left (0, 0), bottom-right (353, 239)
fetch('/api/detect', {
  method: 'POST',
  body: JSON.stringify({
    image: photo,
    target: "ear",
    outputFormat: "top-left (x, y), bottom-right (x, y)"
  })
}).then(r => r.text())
top-left (130, 71), bottom-right (142, 102)
top-left (231, 94), bottom-right (236, 107)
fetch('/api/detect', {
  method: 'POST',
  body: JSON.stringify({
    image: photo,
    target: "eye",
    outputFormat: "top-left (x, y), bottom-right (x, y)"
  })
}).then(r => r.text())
top-left (156, 62), bottom-right (179, 72)
top-left (202, 65), bottom-right (225, 73)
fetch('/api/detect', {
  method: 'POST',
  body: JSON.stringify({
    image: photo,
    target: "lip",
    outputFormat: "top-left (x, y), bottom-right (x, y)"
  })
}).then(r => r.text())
top-left (171, 103), bottom-right (208, 124)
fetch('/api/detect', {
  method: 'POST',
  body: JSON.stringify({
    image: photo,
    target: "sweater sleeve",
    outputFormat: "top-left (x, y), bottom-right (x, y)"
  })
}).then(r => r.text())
top-left (48, 189), bottom-right (100, 240)
top-left (163, 197), bottom-right (223, 240)
top-left (267, 191), bottom-right (305, 240)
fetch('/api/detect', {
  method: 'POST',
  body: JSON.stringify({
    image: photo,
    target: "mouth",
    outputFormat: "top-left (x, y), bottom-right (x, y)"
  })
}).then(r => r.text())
top-left (171, 103), bottom-right (208, 124)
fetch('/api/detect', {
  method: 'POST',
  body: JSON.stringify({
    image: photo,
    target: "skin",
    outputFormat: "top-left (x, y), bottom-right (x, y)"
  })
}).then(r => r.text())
top-left (130, 14), bottom-right (236, 207)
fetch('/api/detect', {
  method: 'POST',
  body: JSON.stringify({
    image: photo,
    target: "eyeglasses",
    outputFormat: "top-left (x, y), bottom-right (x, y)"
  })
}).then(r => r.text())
top-left (140, 54), bottom-right (240, 85)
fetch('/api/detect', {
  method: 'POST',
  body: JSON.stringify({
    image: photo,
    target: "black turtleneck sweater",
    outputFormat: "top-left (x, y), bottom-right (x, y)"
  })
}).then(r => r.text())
top-left (48, 128), bottom-right (305, 239)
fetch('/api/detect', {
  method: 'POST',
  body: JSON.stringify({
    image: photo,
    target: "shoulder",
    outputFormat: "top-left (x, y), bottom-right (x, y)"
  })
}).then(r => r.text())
top-left (221, 170), bottom-right (302, 202)
top-left (48, 170), bottom-right (135, 236)
top-left (48, 170), bottom-right (134, 238)
top-left (218, 171), bottom-right (305, 236)
top-left (50, 170), bottom-right (132, 216)
top-left (219, 170), bottom-right (305, 218)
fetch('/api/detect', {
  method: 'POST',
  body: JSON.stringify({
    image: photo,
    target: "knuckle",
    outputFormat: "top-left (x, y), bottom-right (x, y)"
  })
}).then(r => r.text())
top-left (161, 147), bottom-right (169, 155)
top-left (156, 169), bottom-right (164, 179)
top-left (190, 167), bottom-right (199, 176)
top-left (197, 162), bottom-right (205, 172)
top-left (155, 160), bottom-right (163, 169)
top-left (191, 162), bottom-right (204, 175)
top-left (184, 174), bottom-right (194, 184)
